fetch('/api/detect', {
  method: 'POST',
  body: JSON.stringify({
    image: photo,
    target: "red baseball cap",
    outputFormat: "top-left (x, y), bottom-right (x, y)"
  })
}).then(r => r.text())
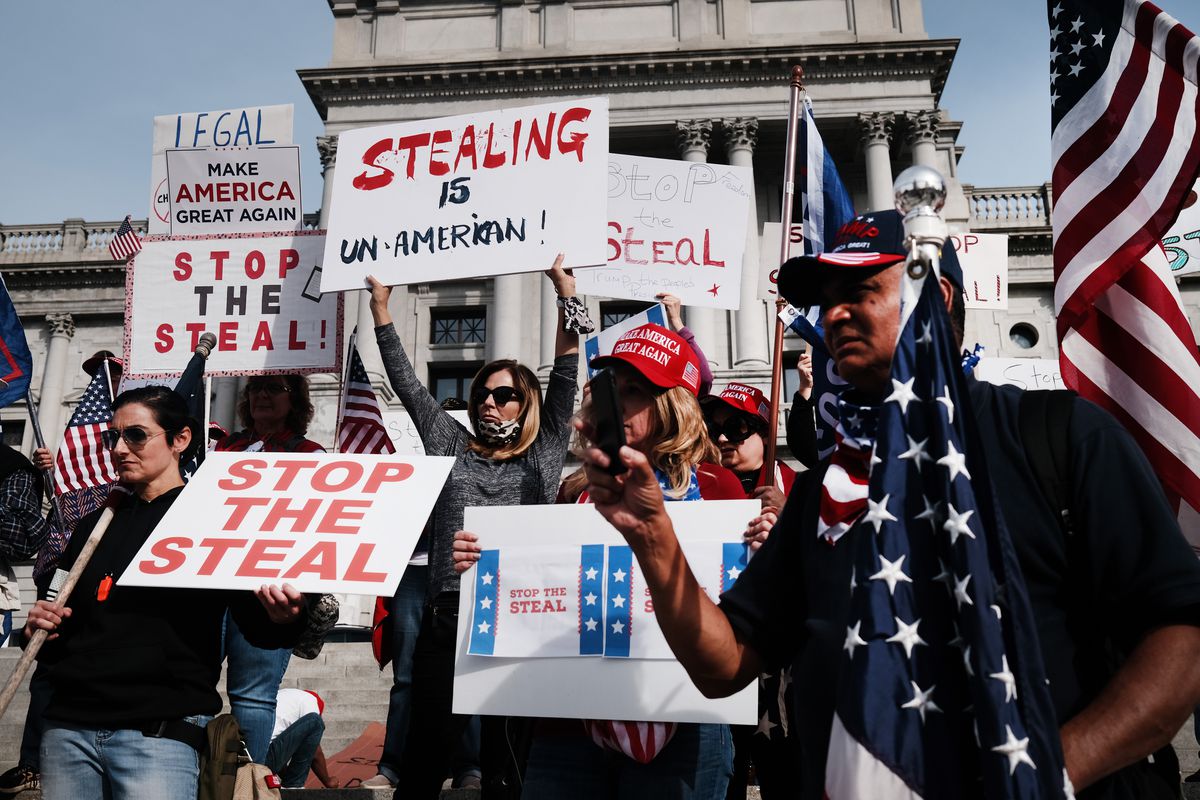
top-left (704, 382), bottom-right (771, 424)
top-left (589, 323), bottom-right (702, 396)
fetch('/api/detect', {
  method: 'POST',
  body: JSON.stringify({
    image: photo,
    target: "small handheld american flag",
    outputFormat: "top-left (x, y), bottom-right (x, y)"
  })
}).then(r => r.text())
top-left (108, 215), bottom-right (142, 262)
top-left (336, 331), bottom-right (396, 455)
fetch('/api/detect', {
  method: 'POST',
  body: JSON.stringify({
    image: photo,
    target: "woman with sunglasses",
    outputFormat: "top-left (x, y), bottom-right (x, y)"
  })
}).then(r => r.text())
top-left (213, 374), bottom-right (325, 763)
top-left (363, 256), bottom-right (580, 797)
top-left (455, 322), bottom-right (744, 799)
top-left (24, 386), bottom-right (306, 800)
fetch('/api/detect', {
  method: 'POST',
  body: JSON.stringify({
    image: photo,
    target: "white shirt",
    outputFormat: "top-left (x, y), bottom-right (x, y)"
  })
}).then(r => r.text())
top-left (271, 688), bottom-right (323, 741)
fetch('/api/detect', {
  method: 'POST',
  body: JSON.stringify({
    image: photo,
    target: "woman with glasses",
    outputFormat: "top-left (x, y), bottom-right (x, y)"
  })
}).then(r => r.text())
top-left (24, 386), bottom-right (305, 800)
top-left (213, 374), bottom-right (325, 763)
top-left (362, 256), bottom-right (580, 797)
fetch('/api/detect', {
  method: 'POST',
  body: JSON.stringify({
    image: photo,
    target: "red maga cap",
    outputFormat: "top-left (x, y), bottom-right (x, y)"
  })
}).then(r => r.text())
top-left (706, 382), bottom-right (771, 424)
top-left (589, 323), bottom-right (702, 395)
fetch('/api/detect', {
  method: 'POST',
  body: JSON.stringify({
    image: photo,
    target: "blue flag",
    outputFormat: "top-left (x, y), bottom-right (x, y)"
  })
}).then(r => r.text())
top-left (0, 274), bottom-right (32, 409)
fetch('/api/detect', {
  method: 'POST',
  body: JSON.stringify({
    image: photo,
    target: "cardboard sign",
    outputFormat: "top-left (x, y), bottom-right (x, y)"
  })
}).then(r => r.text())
top-left (149, 104), bottom-right (294, 235)
top-left (950, 233), bottom-right (1008, 309)
top-left (165, 146), bottom-right (303, 235)
top-left (1164, 181), bottom-right (1200, 277)
top-left (119, 452), bottom-right (455, 594)
top-left (453, 502), bottom-right (758, 724)
top-left (379, 409), bottom-right (472, 455)
top-left (124, 231), bottom-right (342, 378)
top-left (973, 357), bottom-right (1065, 391)
top-left (573, 155), bottom-right (752, 309)
top-left (320, 99), bottom-right (609, 292)
top-left (582, 304), bottom-right (668, 379)
top-left (759, 221), bottom-right (804, 300)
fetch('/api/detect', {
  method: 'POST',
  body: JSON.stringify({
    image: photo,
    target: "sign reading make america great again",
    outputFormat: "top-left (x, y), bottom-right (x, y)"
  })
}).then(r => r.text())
top-left (319, 98), bottom-right (609, 292)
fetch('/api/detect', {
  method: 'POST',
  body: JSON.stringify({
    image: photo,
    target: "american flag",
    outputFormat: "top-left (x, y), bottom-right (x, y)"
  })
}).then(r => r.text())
top-left (1048, 0), bottom-right (1200, 549)
top-left (825, 269), bottom-right (1068, 798)
top-left (336, 332), bottom-right (395, 455)
top-left (107, 215), bottom-right (142, 262)
top-left (54, 367), bottom-right (119, 494)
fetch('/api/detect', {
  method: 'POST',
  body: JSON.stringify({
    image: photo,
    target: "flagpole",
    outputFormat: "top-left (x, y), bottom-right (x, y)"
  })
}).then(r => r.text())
top-left (333, 328), bottom-right (356, 451)
top-left (102, 359), bottom-right (115, 404)
top-left (202, 375), bottom-right (212, 449)
top-left (23, 387), bottom-right (64, 529)
top-left (761, 65), bottom-right (806, 487)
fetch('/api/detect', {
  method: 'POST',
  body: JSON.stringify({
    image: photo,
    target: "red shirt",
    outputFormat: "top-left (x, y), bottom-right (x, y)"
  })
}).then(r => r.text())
top-left (215, 429), bottom-right (325, 454)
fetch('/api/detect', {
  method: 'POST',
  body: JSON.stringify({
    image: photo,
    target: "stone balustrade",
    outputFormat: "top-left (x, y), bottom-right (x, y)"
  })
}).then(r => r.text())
top-left (964, 183), bottom-right (1053, 231)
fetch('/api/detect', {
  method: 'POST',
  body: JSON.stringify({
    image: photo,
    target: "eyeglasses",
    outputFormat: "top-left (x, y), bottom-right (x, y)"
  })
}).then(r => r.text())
top-left (471, 386), bottom-right (522, 407)
top-left (101, 427), bottom-right (167, 450)
top-left (706, 416), bottom-right (761, 444)
top-left (248, 383), bottom-right (290, 396)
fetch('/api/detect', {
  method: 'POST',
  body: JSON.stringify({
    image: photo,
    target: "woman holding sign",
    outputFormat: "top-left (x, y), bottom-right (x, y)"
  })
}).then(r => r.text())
top-left (365, 256), bottom-right (581, 798)
top-left (23, 386), bottom-right (307, 800)
top-left (455, 322), bottom-right (744, 799)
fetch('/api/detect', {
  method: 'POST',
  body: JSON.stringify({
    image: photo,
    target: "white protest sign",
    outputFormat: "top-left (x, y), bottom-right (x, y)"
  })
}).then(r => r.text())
top-left (1164, 182), bottom-right (1200, 277)
top-left (582, 304), bottom-right (668, 379)
top-left (973, 357), bottom-right (1065, 391)
top-left (379, 409), bottom-right (472, 455)
top-left (149, 104), bottom-right (294, 234)
top-left (124, 231), bottom-right (342, 378)
top-left (573, 155), bottom-right (752, 309)
top-left (758, 221), bottom-right (803, 300)
top-left (453, 502), bottom-right (758, 724)
top-left (320, 99), bottom-right (609, 292)
top-left (165, 146), bottom-right (303, 235)
top-left (119, 452), bottom-right (455, 595)
top-left (950, 232), bottom-right (1008, 309)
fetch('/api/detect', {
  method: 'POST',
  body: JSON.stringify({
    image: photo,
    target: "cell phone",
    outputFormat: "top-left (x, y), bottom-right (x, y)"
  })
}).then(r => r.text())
top-left (589, 368), bottom-right (627, 475)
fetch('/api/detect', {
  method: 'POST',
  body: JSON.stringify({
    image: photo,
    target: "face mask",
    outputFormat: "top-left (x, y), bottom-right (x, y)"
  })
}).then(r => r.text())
top-left (477, 417), bottom-right (521, 446)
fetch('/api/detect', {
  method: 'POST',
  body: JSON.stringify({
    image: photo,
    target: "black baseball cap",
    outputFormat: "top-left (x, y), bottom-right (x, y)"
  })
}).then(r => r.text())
top-left (776, 209), bottom-right (964, 309)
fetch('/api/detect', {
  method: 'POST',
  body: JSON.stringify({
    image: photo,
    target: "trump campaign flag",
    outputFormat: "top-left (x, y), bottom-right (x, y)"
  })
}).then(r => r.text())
top-left (1048, 0), bottom-right (1200, 549)
top-left (0, 273), bottom-right (33, 409)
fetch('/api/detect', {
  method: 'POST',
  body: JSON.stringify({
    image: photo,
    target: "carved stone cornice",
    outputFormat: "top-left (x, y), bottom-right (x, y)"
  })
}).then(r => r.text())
top-left (858, 111), bottom-right (895, 147)
top-left (317, 134), bottom-right (339, 174)
top-left (721, 117), bottom-right (758, 154)
top-left (675, 120), bottom-right (713, 158)
top-left (46, 313), bottom-right (75, 339)
top-left (299, 39), bottom-right (959, 116)
top-left (904, 110), bottom-right (940, 146)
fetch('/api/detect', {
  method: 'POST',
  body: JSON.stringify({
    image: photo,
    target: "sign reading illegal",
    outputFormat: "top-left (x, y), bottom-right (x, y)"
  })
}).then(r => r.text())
top-left (165, 146), bottom-right (303, 235)
top-left (119, 452), bottom-right (455, 595)
top-left (123, 231), bottom-right (341, 378)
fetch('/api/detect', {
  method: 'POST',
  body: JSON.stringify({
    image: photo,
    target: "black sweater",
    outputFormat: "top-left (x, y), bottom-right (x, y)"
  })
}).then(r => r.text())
top-left (37, 486), bottom-right (305, 727)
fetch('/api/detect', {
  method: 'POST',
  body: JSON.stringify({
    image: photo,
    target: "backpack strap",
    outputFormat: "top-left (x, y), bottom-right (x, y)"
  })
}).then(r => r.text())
top-left (1017, 389), bottom-right (1076, 536)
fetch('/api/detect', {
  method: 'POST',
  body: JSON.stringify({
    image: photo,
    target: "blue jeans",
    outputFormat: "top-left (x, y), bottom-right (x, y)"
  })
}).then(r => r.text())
top-left (265, 712), bottom-right (324, 788)
top-left (522, 723), bottom-right (733, 800)
top-left (378, 564), bottom-right (427, 782)
top-left (224, 612), bottom-right (292, 762)
top-left (40, 716), bottom-right (209, 800)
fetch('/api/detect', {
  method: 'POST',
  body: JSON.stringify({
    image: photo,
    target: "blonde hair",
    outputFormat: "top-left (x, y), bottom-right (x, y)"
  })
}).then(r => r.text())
top-left (466, 360), bottom-right (543, 461)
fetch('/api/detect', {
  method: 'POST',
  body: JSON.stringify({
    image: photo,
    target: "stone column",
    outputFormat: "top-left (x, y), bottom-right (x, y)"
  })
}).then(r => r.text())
top-left (905, 110), bottom-right (940, 170)
top-left (488, 275), bottom-right (524, 363)
top-left (211, 378), bottom-right (239, 432)
top-left (859, 112), bottom-right (896, 211)
top-left (675, 120), bottom-right (720, 368)
top-left (724, 118), bottom-right (769, 366)
top-left (38, 313), bottom-right (74, 452)
top-left (540, 277), bottom-right (557, 371)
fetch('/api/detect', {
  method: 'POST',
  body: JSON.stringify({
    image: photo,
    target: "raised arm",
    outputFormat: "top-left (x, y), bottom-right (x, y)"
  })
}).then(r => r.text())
top-left (547, 254), bottom-right (580, 360)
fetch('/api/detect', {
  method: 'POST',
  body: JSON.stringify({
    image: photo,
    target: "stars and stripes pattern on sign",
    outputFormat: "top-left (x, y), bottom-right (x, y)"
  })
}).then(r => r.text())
top-left (53, 367), bottom-right (119, 495)
top-left (1048, 0), bottom-right (1200, 550)
top-left (107, 215), bottom-right (142, 262)
top-left (579, 544), bottom-right (605, 655)
top-left (467, 550), bottom-right (500, 656)
top-left (336, 332), bottom-right (396, 456)
top-left (825, 269), bottom-right (1068, 798)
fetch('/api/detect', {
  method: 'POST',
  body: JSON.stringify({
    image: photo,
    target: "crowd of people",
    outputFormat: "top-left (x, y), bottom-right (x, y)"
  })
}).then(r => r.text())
top-left (0, 222), bottom-right (1198, 800)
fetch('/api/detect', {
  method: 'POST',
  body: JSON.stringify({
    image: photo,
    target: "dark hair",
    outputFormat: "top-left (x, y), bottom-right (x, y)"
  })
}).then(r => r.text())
top-left (236, 374), bottom-right (315, 434)
top-left (466, 359), bottom-right (543, 460)
top-left (112, 385), bottom-right (202, 463)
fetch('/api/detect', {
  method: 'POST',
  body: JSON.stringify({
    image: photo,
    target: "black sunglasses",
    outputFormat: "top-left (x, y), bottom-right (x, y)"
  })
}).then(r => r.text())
top-left (706, 416), bottom-right (761, 444)
top-left (248, 382), bottom-right (291, 396)
top-left (471, 386), bottom-right (523, 407)
top-left (101, 426), bottom-right (168, 450)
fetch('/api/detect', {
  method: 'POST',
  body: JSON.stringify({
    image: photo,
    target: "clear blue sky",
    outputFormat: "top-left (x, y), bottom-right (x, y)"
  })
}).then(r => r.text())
top-left (2, 1), bottom-right (1198, 224)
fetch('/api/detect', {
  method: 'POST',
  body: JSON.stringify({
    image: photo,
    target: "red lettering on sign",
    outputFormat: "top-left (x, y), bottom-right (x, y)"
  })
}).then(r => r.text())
top-left (197, 537), bottom-right (247, 575)
top-left (312, 461), bottom-right (364, 492)
top-left (234, 539), bottom-right (292, 578)
top-left (173, 252), bottom-right (192, 280)
top-left (139, 537), bottom-right (191, 574)
top-left (363, 463), bottom-right (414, 493)
top-left (222, 496), bottom-right (270, 529)
top-left (343, 543), bottom-right (387, 583)
top-left (315, 499), bottom-right (371, 535)
top-left (219, 459), bottom-right (267, 491)
top-left (281, 541), bottom-right (338, 581)
top-left (261, 497), bottom-right (322, 533)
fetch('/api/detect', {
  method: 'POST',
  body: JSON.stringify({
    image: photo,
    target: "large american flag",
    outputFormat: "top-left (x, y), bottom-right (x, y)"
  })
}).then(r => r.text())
top-left (336, 333), bottom-right (395, 455)
top-left (825, 268), bottom-right (1068, 798)
top-left (107, 215), bottom-right (142, 262)
top-left (1049, 0), bottom-right (1200, 549)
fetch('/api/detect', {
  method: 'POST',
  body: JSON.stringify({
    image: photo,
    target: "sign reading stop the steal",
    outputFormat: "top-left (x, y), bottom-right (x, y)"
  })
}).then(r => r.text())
top-left (119, 452), bottom-right (455, 595)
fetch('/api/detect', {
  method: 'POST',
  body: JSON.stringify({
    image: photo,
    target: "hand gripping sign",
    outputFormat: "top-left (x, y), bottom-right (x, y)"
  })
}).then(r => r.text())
top-left (319, 98), bottom-right (609, 292)
top-left (119, 452), bottom-right (455, 595)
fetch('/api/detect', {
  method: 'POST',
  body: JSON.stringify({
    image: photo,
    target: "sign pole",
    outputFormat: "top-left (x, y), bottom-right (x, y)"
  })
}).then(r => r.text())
top-left (23, 387), bottom-right (64, 529)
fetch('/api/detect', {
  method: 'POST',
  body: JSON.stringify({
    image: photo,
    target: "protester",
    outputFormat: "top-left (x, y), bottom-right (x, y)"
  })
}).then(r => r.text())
top-left (455, 321), bottom-right (744, 799)
top-left (784, 351), bottom-right (819, 468)
top-left (265, 688), bottom-right (338, 789)
top-left (22, 385), bottom-right (307, 800)
top-left (656, 293), bottom-right (714, 396)
top-left (0, 443), bottom-right (49, 644)
top-left (213, 374), bottom-right (325, 763)
top-left (363, 255), bottom-right (580, 797)
top-left (577, 210), bottom-right (1200, 799)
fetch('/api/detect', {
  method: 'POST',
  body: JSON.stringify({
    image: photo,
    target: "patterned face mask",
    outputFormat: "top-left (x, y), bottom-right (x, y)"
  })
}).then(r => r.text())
top-left (477, 416), bottom-right (522, 446)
